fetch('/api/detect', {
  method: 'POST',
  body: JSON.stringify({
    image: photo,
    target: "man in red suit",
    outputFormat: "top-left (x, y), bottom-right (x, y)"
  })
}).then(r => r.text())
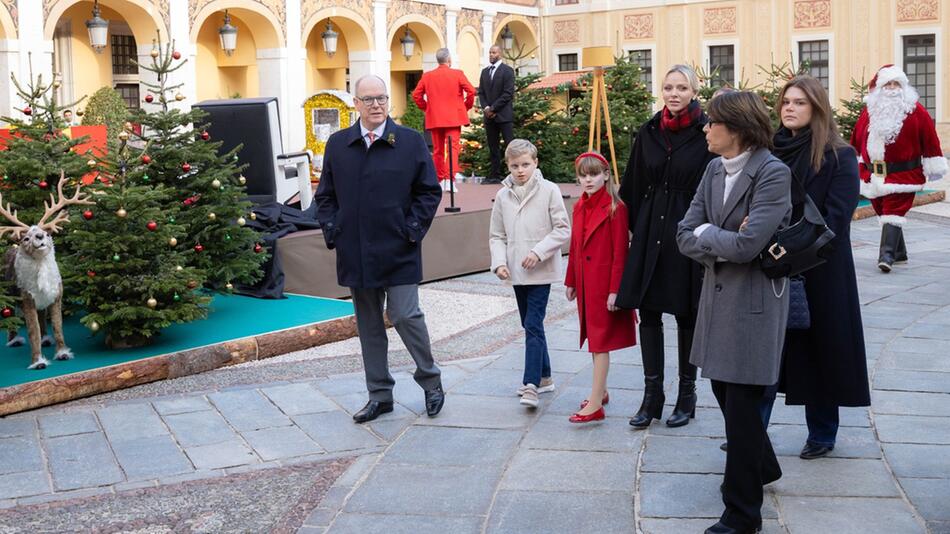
top-left (850, 64), bottom-right (948, 272)
top-left (412, 48), bottom-right (476, 192)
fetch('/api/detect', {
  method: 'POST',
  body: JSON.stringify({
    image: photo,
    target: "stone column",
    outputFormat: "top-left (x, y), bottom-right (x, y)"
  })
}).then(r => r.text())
top-left (284, 0), bottom-right (306, 150)
top-left (256, 47), bottom-right (293, 150)
top-left (370, 0), bottom-right (391, 84)
top-left (445, 5), bottom-right (459, 61)
top-left (481, 11), bottom-right (495, 68)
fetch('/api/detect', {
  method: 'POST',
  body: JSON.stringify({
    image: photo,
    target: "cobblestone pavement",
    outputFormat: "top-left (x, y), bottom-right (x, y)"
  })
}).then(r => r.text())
top-left (0, 216), bottom-right (948, 533)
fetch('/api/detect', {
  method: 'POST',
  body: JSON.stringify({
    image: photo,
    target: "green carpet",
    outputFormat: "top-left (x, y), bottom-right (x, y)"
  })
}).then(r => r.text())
top-left (857, 189), bottom-right (938, 208)
top-left (0, 294), bottom-right (353, 388)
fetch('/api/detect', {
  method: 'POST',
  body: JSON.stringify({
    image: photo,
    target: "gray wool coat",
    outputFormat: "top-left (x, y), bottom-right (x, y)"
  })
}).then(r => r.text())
top-left (676, 148), bottom-right (792, 386)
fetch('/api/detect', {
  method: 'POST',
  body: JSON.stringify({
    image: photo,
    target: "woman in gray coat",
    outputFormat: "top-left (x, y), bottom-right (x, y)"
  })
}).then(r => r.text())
top-left (676, 91), bottom-right (792, 534)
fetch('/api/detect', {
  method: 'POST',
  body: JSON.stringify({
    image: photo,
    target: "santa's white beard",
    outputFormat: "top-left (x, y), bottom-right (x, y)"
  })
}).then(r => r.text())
top-left (865, 86), bottom-right (918, 161)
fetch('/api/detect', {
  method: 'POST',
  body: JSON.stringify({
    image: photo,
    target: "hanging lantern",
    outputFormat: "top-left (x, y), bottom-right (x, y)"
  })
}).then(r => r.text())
top-left (400, 25), bottom-right (415, 61)
top-left (218, 10), bottom-right (238, 57)
top-left (85, 0), bottom-right (110, 54)
top-left (501, 25), bottom-right (514, 51)
top-left (321, 19), bottom-right (339, 57)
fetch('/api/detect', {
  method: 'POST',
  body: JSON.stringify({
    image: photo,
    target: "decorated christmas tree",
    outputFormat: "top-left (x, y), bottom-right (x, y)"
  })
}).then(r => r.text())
top-left (0, 283), bottom-right (22, 334)
top-left (127, 35), bottom-right (265, 290)
top-left (63, 140), bottom-right (209, 348)
top-left (0, 67), bottom-right (91, 224)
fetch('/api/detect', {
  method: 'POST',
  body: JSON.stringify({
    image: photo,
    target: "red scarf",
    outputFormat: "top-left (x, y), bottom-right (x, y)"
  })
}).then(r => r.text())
top-left (660, 100), bottom-right (702, 133)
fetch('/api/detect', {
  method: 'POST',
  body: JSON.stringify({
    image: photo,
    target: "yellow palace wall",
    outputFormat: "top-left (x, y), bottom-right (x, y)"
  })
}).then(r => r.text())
top-left (544, 0), bottom-right (950, 139)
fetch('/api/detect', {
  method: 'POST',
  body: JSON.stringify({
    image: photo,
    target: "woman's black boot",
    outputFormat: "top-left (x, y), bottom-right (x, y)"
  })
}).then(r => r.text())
top-left (630, 325), bottom-right (665, 428)
top-left (666, 326), bottom-right (697, 427)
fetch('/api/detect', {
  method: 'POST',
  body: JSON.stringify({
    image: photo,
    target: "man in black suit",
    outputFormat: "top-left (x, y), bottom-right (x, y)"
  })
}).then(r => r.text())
top-left (478, 45), bottom-right (515, 184)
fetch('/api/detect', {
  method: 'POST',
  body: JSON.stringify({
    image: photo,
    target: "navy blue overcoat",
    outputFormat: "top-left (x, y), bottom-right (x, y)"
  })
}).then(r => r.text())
top-left (315, 118), bottom-right (442, 288)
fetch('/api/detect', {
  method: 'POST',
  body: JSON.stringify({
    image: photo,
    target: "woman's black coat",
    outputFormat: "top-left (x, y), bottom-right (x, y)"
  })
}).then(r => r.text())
top-left (778, 145), bottom-right (871, 407)
top-left (615, 110), bottom-right (716, 317)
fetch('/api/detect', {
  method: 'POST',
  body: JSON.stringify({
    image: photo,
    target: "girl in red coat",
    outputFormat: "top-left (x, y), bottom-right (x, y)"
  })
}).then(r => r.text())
top-left (565, 152), bottom-right (638, 423)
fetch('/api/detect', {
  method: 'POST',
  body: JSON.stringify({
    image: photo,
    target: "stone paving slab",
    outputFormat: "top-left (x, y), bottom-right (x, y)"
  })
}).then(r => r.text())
top-left (0, 418), bottom-right (33, 439)
top-left (242, 425), bottom-right (324, 461)
top-left (900, 478), bottom-right (950, 521)
top-left (487, 490), bottom-right (636, 533)
top-left (111, 435), bottom-right (193, 480)
top-left (416, 394), bottom-right (539, 430)
top-left (96, 403), bottom-right (169, 442)
top-left (0, 435), bottom-right (42, 475)
top-left (500, 449), bottom-right (635, 492)
top-left (382, 426), bottom-right (520, 466)
top-left (773, 457), bottom-right (900, 497)
top-left (163, 409), bottom-right (238, 447)
top-left (882, 443), bottom-right (950, 478)
top-left (777, 496), bottom-right (926, 534)
top-left (329, 513), bottom-right (483, 534)
top-left (45, 432), bottom-right (123, 491)
top-left (0, 471), bottom-right (49, 500)
top-left (875, 414), bottom-right (950, 444)
top-left (151, 395), bottom-right (214, 415)
top-left (522, 413), bottom-right (644, 453)
top-left (37, 412), bottom-right (99, 438)
top-left (873, 390), bottom-right (950, 417)
top-left (639, 518), bottom-right (784, 534)
top-left (293, 411), bottom-right (385, 452)
top-left (640, 435), bottom-right (725, 474)
top-left (638, 472), bottom-right (778, 519)
top-left (208, 389), bottom-right (292, 431)
top-left (873, 369), bottom-right (950, 394)
top-left (262, 383), bottom-right (340, 415)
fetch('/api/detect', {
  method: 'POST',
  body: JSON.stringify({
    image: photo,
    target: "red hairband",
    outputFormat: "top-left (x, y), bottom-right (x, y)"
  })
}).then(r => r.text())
top-left (575, 152), bottom-right (609, 169)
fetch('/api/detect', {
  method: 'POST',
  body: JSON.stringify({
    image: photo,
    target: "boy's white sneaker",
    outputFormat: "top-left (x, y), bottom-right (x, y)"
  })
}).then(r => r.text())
top-left (520, 384), bottom-right (539, 408)
top-left (516, 377), bottom-right (555, 396)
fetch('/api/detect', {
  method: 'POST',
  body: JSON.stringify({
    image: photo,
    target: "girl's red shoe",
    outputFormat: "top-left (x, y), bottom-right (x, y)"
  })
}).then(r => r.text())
top-left (579, 391), bottom-right (610, 409)
top-left (569, 407), bottom-right (606, 423)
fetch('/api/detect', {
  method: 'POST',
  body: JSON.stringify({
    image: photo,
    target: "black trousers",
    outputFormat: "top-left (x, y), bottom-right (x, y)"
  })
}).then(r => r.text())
top-left (485, 120), bottom-right (514, 180)
top-left (711, 379), bottom-right (782, 530)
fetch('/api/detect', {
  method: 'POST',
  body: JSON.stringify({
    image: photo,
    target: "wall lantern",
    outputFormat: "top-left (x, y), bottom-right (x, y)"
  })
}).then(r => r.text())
top-left (501, 25), bottom-right (514, 51)
top-left (218, 10), bottom-right (238, 56)
top-left (85, 0), bottom-right (109, 54)
top-left (400, 25), bottom-right (415, 61)
top-left (322, 20), bottom-right (339, 57)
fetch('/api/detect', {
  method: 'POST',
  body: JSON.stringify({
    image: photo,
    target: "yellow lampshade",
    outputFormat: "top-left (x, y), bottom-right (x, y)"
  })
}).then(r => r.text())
top-left (582, 46), bottom-right (614, 68)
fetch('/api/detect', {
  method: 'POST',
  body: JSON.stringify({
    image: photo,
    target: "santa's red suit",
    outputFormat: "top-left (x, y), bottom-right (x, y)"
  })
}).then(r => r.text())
top-left (849, 65), bottom-right (948, 271)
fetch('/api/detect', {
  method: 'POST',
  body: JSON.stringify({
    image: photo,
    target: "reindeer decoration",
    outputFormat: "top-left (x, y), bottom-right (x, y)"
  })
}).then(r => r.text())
top-left (1, 175), bottom-right (93, 369)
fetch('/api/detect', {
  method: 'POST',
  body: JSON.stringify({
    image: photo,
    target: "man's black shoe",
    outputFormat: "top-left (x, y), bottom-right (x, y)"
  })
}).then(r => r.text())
top-left (425, 386), bottom-right (445, 417)
top-left (352, 400), bottom-right (393, 423)
top-left (799, 442), bottom-right (833, 459)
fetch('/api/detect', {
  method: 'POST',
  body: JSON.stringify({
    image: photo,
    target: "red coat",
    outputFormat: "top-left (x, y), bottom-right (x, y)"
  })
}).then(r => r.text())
top-left (565, 188), bottom-right (637, 353)
top-left (411, 65), bottom-right (476, 129)
top-left (849, 102), bottom-right (947, 198)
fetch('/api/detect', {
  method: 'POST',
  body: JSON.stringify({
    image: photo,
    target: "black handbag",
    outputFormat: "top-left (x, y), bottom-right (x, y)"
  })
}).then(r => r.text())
top-left (786, 275), bottom-right (811, 329)
top-left (759, 177), bottom-right (836, 279)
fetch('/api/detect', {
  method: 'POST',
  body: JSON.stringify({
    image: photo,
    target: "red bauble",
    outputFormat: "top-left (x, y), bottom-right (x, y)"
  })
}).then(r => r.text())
top-left (254, 243), bottom-right (263, 253)
top-left (1, 307), bottom-right (13, 318)
top-left (141, 154), bottom-right (152, 164)
top-left (87, 270), bottom-right (96, 278)
top-left (200, 131), bottom-right (210, 141)
top-left (38, 181), bottom-right (48, 189)
top-left (194, 244), bottom-right (204, 253)
top-left (82, 210), bottom-right (94, 220)
top-left (172, 51), bottom-right (181, 60)
top-left (22, 107), bottom-right (31, 115)
top-left (146, 221), bottom-right (158, 231)
top-left (183, 198), bottom-right (193, 206)
top-left (144, 94), bottom-right (154, 103)
top-left (181, 162), bottom-right (191, 172)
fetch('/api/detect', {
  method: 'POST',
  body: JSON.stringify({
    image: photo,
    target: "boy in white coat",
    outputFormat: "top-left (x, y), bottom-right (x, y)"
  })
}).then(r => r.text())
top-left (489, 139), bottom-right (571, 408)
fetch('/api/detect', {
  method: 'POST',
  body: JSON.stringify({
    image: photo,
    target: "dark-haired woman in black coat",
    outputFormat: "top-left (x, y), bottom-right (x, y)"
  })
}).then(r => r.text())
top-left (769, 75), bottom-right (871, 460)
top-left (616, 64), bottom-right (716, 428)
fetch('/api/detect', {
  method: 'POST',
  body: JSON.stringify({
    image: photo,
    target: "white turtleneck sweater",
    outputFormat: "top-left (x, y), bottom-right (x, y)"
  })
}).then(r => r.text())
top-left (694, 149), bottom-right (753, 238)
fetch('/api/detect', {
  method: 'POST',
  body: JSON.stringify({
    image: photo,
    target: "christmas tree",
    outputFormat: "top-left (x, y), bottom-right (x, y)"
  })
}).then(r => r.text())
top-left (835, 74), bottom-right (869, 142)
top-left (63, 139), bottom-right (210, 348)
top-left (126, 34), bottom-right (265, 290)
top-left (0, 283), bottom-right (22, 334)
top-left (0, 67), bottom-right (91, 224)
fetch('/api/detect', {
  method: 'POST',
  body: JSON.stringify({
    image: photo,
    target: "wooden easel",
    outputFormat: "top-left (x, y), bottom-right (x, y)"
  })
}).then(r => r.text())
top-left (583, 47), bottom-right (620, 185)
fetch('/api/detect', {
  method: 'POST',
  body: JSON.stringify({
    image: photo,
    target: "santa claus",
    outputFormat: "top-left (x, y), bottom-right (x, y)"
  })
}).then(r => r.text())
top-left (850, 64), bottom-right (948, 272)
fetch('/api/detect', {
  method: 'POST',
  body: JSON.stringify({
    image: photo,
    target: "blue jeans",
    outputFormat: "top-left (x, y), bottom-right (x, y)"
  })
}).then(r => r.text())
top-left (761, 387), bottom-right (839, 447)
top-left (513, 284), bottom-right (551, 387)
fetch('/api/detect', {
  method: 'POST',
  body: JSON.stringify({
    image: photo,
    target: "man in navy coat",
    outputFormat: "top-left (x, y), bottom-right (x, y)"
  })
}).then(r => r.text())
top-left (315, 75), bottom-right (445, 423)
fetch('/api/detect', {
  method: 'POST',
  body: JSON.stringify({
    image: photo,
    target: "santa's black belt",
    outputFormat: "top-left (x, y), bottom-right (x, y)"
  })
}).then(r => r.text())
top-left (861, 157), bottom-right (922, 175)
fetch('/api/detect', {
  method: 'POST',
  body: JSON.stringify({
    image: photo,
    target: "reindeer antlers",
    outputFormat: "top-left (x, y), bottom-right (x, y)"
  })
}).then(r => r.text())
top-left (0, 191), bottom-right (30, 241)
top-left (36, 172), bottom-right (95, 235)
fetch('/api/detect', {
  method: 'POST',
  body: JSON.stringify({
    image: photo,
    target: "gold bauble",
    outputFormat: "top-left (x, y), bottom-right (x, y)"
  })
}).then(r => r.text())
top-left (175, 93), bottom-right (184, 101)
top-left (169, 237), bottom-right (178, 247)
top-left (150, 48), bottom-right (159, 58)
top-left (118, 131), bottom-right (129, 141)
top-left (236, 217), bottom-right (246, 226)
top-left (87, 159), bottom-right (97, 167)
top-left (116, 208), bottom-right (127, 218)
top-left (211, 179), bottom-right (221, 188)
top-left (225, 283), bottom-right (233, 290)
top-left (249, 212), bottom-right (257, 221)
top-left (238, 175), bottom-right (246, 185)
top-left (175, 265), bottom-right (183, 271)
top-left (208, 212), bottom-right (216, 220)
top-left (89, 321), bottom-right (100, 332)
top-left (53, 81), bottom-right (61, 89)
top-left (147, 298), bottom-right (157, 308)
